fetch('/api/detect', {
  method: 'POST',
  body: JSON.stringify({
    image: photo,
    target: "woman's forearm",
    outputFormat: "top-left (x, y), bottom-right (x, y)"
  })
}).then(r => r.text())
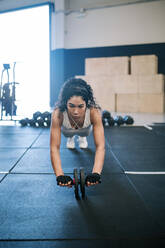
top-left (92, 146), bottom-right (105, 174)
top-left (50, 147), bottom-right (64, 177)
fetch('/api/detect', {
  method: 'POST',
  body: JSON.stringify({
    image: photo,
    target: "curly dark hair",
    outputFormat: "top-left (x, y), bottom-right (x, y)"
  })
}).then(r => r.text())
top-left (55, 78), bottom-right (100, 112)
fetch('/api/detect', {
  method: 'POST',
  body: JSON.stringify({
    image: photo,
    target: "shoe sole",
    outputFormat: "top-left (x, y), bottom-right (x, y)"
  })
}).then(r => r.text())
top-left (79, 145), bottom-right (88, 149)
top-left (67, 146), bottom-right (75, 149)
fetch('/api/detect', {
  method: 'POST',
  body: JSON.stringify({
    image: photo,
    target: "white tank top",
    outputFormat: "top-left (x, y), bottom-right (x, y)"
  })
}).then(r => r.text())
top-left (61, 108), bottom-right (92, 137)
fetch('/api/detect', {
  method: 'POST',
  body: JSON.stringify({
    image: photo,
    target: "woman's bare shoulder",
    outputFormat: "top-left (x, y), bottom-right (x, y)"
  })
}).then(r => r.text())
top-left (90, 107), bottom-right (102, 123)
top-left (90, 107), bottom-right (101, 115)
top-left (52, 108), bottom-right (63, 125)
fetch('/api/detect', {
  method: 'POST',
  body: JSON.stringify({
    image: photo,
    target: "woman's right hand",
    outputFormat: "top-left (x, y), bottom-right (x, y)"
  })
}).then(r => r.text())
top-left (85, 173), bottom-right (101, 186)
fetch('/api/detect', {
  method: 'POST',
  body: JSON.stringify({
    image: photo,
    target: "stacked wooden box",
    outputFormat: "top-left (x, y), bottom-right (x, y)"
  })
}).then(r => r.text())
top-left (76, 55), bottom-right (165, 113)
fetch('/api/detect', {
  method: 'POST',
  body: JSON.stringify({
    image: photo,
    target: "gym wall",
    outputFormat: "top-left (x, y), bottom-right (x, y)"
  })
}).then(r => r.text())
top-left (76, 55), bottom-right (165, 113)
top-left (65, 1), bottom-right (165, 48)
top-left (50, 0), bottom-right (165, 107)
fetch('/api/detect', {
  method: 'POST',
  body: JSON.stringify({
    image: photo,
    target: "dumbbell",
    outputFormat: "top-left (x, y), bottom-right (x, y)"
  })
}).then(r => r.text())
top-left (28, 118), bottom-right (36, 127)
top-left (33, 111), bottom-right (42, 121)
top-left (19, 118), bottom-right (37, 127)
top-left (32, 111), bottom-right (45, 127)
top-left (114, 115), bottom-right (134, 126)
top-left (102, 117), bottom-right (115, 127)
top-left (114, 115), bottom-right (124, 126)
top-left (102, 110), bottom-right (111, 119)
top-left (20, 111), bottom-right (52, 128)
top-left (35, 117), bottom-right (45, 127)
top-left (73, 168), bottom-right (86, 200)
top-left (102, 110), bottom-right (114, 127)
top-left (41, 111), bottom-right (51, 127)
top-left (19, 118), bottom-right (29, 127)
top-left (123, 115), bottom-right (134, 125)
top-left (35, 111), bottom-right (51, 127)
top-left (19, 118), bottom-right (36, 127)
top-left (107, 116), bottom-right (115, 126)
top-left (42, 111), bottom-right (51, 120)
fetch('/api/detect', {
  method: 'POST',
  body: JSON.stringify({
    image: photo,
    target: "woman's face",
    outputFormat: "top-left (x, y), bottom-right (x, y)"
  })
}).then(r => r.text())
top-left (67, 96), bottom-right (86, 119)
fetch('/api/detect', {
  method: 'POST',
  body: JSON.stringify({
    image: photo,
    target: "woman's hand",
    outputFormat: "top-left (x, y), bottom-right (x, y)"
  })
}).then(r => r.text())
top-left (85, 173), bottom-right (101, 187)
top-left (56, 175), bottom-right (73, 188)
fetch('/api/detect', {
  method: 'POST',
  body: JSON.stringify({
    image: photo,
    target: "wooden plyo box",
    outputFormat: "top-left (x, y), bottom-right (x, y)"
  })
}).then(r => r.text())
top-left (85, 56), bottom-right (129, 76)
top-left (75, 75), bottom-right (115, 93)
top-left (131, 55), bottom-right (158, 75)
top-left (75, 75), bottom-right (116, 111)
top-left (116, 94), bottom-right (139, 112)
top-left (82, 76), bottom-right (114, 93)
top-left (96, 93), bottom-right (116, 112)
top-left (139, 94), bottom-right (165, 113)
top-left (75, 75), bottom-right (165, 113)
top-left (116, 93), bottom-right (165, 113)
top-left (113, 75), bottom-right (138, 94)
top-left (76, 75), bottom-right (138, 94)
top-left (138, 74), bottom-right (164, 94)
top-left (87, 79), bottom-right (116, 111)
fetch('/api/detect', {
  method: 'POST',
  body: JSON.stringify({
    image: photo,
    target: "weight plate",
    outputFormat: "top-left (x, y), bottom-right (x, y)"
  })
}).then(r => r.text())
top-left (73, 168), bottom-right (80, 200)
top-left (80, 168), bottom-right (86, 199)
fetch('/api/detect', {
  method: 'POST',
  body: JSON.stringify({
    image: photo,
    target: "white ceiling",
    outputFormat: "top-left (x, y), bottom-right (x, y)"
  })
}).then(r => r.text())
top-left (0, 0), bottom-right (162, 13)
top-left (65, 0), bottom-right (162, 11)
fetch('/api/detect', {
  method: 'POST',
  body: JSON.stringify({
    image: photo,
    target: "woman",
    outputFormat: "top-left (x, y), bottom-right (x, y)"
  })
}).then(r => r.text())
top-left (50, 78), bottom-right (105, 187)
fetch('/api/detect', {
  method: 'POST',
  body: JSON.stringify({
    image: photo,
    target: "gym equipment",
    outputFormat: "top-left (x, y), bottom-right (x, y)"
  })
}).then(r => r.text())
top-left (41, 111), bottom-right (51, 127)
top-left (80, 168), bottom-right (85, 199)
top-left (102, 112), bottom-right (134, 128)
top-left (102, 110), bottom-right (114, 127)
top-left (0, 63), bottom-right (19, 120)
top-left (33, 111), bottom-right (42, 121)
top-left (102, 117), bottom-right (107, 127)
top-left (36, 117), bottom-right (45, 127)
top-left (114, 115), bottom-right (124, 126)
top-left (73, 168), bottom-right (80, 200)
top-left (19, 111), bottom-right (52, 128)
top-left (123, 115), bottom-right (134, 125)
top-left (107, 116), bottom-right (115, 126)
top-left (28, 118), bottom-right (36, 127)
top-left (44, 118), bottom-right (51, 127)
top-left (102, 117), bottom-right (115, 127)
top-left (72, 168), bottom-right (102, 199)
top-left (72, 168), bottom-right (86, 200)
top-left (102, 110), bottom-right (111, 119)
top-left (19, 118), bottom-right (29, 127)
top-left (42, 111), bottom-right (51, 120)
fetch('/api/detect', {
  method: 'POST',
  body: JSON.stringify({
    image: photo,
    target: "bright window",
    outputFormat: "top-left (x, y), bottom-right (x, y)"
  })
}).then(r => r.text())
top-left (0, 5), bottom-right (50, 118)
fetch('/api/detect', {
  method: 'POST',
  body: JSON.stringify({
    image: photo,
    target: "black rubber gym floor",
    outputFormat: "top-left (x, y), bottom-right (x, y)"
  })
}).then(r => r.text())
top-left (0, 125), bottom-right (165, 248)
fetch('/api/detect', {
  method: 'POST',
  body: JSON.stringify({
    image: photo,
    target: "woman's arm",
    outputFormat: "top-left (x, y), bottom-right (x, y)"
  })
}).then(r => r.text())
top-left (91, 108), bottom-right (105, 175)
top-left (50, 109), bottom-right (64, 177)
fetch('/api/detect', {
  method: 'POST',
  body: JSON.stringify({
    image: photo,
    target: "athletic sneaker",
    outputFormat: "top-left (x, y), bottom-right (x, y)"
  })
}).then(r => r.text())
top-left (66, 136), bottom-right (75, 149)
top-left (78, 136), bottom-right (88, 149)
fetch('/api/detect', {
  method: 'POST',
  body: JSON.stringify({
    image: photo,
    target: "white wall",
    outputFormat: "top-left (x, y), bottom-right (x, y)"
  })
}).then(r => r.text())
top-left (64, 0), bottom-right (165, 49)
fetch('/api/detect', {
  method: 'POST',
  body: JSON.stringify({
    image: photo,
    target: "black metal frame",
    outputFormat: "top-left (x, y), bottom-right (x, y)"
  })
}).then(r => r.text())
top-left (0, 63), bottom-right (18, 120)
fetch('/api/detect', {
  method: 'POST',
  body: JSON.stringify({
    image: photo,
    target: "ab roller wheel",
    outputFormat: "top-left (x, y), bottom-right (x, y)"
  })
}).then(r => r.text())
top-left (73, 168), bottom-right (80, 200)
top-left (73, 168), bottom-right (86, 200)
top-left (80, 168), bottom-right (85, 199)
